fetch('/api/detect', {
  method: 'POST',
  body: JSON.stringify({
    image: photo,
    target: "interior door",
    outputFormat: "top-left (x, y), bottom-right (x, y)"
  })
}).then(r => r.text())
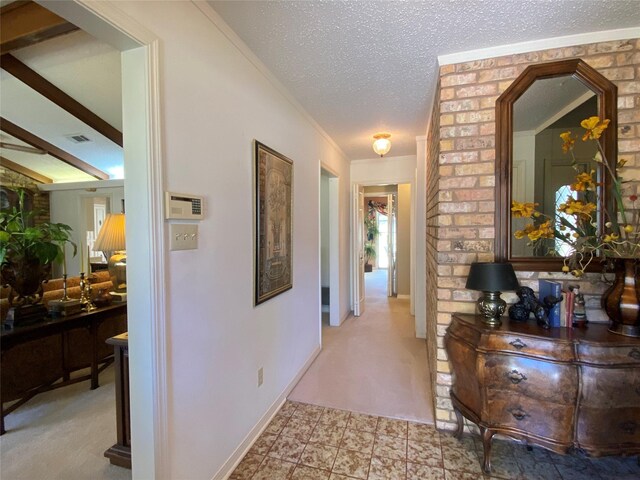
top-left (353, 184), bottom-right (365, 316)
top-left (387, 194), bottom-right (395, 297)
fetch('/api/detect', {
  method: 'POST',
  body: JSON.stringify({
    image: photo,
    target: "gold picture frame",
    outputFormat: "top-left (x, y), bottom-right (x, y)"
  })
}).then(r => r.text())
top-left (254, 141), bottom-right (293, 305)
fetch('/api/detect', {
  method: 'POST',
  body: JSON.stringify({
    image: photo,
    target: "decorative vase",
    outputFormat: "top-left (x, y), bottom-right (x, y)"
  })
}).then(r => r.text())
top-left (93, 288), bottom-right (113, 307)
top-left (0, 257), bottom-right (50, 303)
top-left (601, 258), bottom-right (640, 338)
top-left (1, 257), bottom-right (51, 328)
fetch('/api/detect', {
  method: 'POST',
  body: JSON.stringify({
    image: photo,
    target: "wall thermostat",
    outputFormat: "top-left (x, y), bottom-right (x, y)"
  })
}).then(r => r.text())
top-left (165, 192), bottom-right (204, 220)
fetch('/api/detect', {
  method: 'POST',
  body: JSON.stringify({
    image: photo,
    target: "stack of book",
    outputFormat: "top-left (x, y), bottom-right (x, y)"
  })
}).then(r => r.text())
top-left (538, 279), bottom-right (575, 328)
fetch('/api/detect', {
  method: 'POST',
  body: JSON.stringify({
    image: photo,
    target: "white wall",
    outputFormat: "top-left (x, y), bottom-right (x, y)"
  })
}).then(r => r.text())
top-left (320, 163), bottom-right (351, 325)
top-left (320, 173), bottom-right (330, 287)
top-left (351, 155), bottom-right (417, 185)
top-left (78, 2), bottom-right (352, 478)
top-left (397, 183), bottom-right (411, 296)
top-left (415, 137), bottom-right (427, 337)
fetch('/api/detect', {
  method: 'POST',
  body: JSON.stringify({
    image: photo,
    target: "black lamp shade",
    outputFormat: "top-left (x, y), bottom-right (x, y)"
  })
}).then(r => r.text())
top-left (465, 262), bottom-right (519, 292)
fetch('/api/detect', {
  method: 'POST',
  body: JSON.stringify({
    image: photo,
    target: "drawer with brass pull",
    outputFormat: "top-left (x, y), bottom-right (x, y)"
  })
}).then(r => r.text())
top-left (482, 354), bottom-right (578, 404)
top-left (485, 395), bottom-right (574, 444)
top-left (576, 344), bottom-right (640, 366)
top-left (578, 407), bottom-right (640, 450)
top-left (580, 366), bottom-right (640, 406)
top-left (482, 333), bottom-right (574, 362)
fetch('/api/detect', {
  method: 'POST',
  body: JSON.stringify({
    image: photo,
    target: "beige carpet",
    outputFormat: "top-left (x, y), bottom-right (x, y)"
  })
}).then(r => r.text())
top-left (0, 365), bottom-right (132, 480)
top-left (289, 269), bottom-right (433, 424)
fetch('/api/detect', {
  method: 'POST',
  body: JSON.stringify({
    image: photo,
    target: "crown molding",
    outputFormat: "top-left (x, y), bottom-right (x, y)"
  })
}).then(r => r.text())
top-left (438, 27), bottom-right (640, 66)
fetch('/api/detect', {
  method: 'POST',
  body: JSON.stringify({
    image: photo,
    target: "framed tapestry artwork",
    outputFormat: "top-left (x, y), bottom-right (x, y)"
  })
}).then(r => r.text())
top-left (254, 141), bottom-right (293, 305)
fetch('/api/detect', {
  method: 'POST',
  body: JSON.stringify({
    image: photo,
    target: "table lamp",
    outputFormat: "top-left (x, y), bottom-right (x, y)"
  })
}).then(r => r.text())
top-left (94, 213), bottom-right (127, 302)
top-left (465, 262), bottom-right (519, 326)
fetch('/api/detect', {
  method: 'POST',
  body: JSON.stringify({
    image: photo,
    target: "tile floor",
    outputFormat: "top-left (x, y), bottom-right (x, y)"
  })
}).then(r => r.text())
top-left (230, 400), bottom-right (640, 480)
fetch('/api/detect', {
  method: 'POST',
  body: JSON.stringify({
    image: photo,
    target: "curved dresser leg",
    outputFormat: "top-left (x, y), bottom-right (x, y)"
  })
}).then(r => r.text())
top-left (453, 406), bottom-right (464, 439)
top-left (479, 427), bottom-right (495, 474)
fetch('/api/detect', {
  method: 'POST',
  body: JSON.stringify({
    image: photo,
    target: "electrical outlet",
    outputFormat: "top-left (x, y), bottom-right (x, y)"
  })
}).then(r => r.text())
top-left (258, 367), bottom-right (264, 387)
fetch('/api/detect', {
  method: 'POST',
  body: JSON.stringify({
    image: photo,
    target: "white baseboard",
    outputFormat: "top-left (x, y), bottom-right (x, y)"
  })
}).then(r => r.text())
top-left (397, 294), bottom-right (410, 300)
top-left (339, 311), bottom-right (352, 326)
top-left (214, 345), bottom-right (322, 480)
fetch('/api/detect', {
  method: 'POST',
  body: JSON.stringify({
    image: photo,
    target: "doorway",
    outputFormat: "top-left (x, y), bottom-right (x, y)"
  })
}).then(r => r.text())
top-left (320, 167), bottom-right (340, 327)
top-left (364, 189), bottom-right (396, 298)
top-left (39, 3), bottom-right (167, 477)
top-left (354, 183), bottom-right (412, 314)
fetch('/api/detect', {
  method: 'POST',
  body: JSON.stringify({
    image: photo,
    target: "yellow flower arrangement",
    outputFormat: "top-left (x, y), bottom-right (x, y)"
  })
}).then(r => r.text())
top-left (512, 116), bottom-right (639, 276)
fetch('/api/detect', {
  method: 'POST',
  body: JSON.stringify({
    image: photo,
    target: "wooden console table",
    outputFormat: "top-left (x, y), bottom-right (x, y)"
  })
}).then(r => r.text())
top-left (0, 303), bottom-right (127, 434)
top-left (104, 332), bottom-right (131, 469)
top-left (445, 313), bottom-right (640, 473)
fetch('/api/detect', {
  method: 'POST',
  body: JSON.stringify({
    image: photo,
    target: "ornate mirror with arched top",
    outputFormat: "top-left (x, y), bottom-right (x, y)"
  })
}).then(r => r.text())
top-left (495, 59), bottom-right (617, 271)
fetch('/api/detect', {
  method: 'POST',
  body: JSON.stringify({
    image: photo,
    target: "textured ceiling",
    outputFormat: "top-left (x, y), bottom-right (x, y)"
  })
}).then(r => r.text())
top-left (209, 0), bottom-right (640, 160)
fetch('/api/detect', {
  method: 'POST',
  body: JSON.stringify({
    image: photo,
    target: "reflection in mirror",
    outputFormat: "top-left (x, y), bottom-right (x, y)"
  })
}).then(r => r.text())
top-left (495, 59), bottom-right (617, 271)
top-left (511, 76), bottom-right (599, 257)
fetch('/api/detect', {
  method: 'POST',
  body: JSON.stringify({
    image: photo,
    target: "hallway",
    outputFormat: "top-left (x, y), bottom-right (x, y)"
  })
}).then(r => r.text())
top-left (289, 269), bottom-right (432, 424)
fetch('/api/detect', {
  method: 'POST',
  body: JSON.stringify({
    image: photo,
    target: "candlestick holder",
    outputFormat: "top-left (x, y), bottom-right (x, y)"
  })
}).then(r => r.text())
top-left (79, 273), bottom-right (96, 311)
top-left (49, 274), bottom-right (82, 316)
top-left (84, 283), bottom-right (97, 312)
top-left (61, 274), bottom-right (71, 301)
top-left (79, 272), bottom-right (88, 304)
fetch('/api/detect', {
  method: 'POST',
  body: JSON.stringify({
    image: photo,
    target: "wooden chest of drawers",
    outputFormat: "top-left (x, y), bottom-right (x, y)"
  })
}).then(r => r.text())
top-left (444, 314), bottom-right (640, 473)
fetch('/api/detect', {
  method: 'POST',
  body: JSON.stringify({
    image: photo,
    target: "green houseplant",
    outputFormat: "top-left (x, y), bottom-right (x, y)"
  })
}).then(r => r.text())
top-left (364, 214), bottom-right (379, 272)
top-left (0, 188), bottom-right (76, 321)
top-left (364, 241), bottom-right (376, 272)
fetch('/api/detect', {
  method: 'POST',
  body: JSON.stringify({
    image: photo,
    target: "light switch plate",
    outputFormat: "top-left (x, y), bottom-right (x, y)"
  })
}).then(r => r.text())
top-left (170, 224), bottom-right (198, 251)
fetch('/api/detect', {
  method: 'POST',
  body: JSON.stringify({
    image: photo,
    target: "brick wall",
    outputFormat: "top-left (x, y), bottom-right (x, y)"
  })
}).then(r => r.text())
top-left (425, 80), bottom-right (441, 409)
top-left (426, 38), bottom-right (640, 430)
top-left (0, 166), bottom-right (50, 225)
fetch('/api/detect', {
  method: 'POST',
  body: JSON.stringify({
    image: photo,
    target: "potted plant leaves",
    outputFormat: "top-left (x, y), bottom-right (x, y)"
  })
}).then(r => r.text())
top-left (364, 241), bottom-right (376, 272)
top-left (364, 211), bottom-right (379, 272)
top-left (0, 188), bottom-right (76, 327)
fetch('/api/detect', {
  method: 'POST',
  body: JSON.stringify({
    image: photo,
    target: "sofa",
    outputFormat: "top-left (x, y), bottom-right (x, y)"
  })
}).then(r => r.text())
top-left (0, 270), bottom-right (113, 321)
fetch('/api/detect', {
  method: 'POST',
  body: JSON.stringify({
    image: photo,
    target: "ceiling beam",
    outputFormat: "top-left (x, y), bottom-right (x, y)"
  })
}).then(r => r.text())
top-left (0, 1), bottom-right (79, 55)
top-left (0, 155), bottom-right (53, 184)
top-left (1, 54), bottom-right (123, 147)
top-left (0, 118), bottom-right (109, 180)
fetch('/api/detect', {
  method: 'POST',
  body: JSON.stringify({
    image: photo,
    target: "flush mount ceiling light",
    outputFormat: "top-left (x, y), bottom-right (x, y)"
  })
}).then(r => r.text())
top-left (372, 133), bottom-right (391, 157)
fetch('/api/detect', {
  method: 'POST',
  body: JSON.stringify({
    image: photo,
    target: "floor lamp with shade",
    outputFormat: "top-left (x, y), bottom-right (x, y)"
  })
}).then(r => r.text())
top-left (94, 213), bottom-right (127, 302)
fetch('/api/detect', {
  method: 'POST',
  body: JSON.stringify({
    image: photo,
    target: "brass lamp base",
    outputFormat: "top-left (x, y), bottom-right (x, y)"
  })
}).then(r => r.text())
top-left (477, 291), bottom-right (506, 326)
top-left (107, 252), bottom-right (127, 293)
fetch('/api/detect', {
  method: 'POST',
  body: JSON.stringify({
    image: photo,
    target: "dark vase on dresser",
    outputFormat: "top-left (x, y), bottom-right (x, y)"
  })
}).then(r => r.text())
top-left (445, 313), bottom-right (640, 474)
top-left (602, 258), bottom-right (640, 338)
